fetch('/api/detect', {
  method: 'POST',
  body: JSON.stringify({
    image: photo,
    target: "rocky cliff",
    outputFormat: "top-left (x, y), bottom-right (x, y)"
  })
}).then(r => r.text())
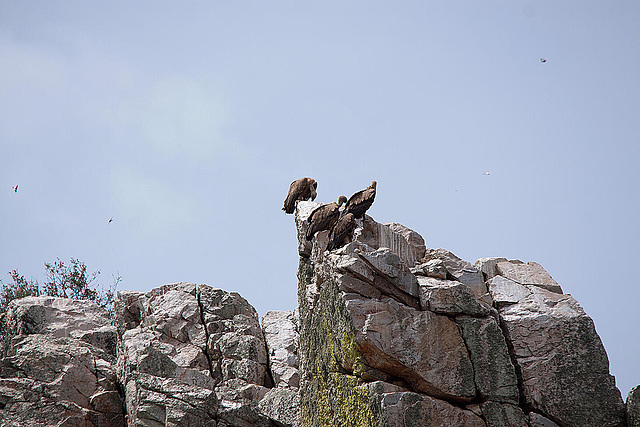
top-left (0, 203), bottom-right (637, 426)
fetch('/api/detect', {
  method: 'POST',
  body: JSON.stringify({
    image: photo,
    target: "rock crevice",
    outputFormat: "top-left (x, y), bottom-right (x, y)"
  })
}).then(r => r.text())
top-left (196, 287), bottom-right (218, 387)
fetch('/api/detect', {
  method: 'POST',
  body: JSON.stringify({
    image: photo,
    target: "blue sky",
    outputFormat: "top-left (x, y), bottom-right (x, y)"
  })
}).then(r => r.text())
top-left (1, 1), bottom-right (639, 397)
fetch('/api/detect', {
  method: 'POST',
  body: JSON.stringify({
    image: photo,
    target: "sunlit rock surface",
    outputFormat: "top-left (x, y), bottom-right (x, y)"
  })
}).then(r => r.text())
top-left (486, 274), bottom-right (626, 426)
top-left (1, 296), bottom-right (124, 427)
top-left (115, 283), bottom-right (218, 426)
top-left (295, 200), bottom-right (627, 427)
top-left (0, 200), bottom-right (632, 427)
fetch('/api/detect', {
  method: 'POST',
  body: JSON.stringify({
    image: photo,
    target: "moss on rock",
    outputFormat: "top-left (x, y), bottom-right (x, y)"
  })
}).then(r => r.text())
top-left (298, 257), bottom-right (376, 427)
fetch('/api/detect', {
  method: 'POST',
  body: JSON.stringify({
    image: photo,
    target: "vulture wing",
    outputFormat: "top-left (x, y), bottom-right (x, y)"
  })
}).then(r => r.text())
top-left (283, 178), bottom-right (316, 214)
top-left (327, 213), bottom-right (357, 251)
top-left (344, 184), bottom-right (376, 219)
top-left (306, 202), bottom-right (340, 240)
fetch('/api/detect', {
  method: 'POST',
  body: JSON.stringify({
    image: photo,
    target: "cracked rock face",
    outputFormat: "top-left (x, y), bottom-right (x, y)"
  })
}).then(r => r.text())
top-left (1, 283), bottom-right (300, 427)
top-left (486, 275), bottom-right (626, 427)
top-left (262, 310), bottom-right (300, 389)
top-left (258, 387), bottom-right (300, 427)
top-left (116, 282), bottom-right (281, 427)
top-left (0, 296), bottom-right (124, 427)
top-left (345, 294), bottom-right (475, 401)
top-left (295, 202), bottom-right (628, 427)
top-left (456, 316), bottom-right (519, 405)
top-left (295, 204), bottom-right (521, 426)
top-left (355, 219), bottom-right (427, 268)
top-left (363, 381), bottom-right (485, 426)
top-left (0, 202), bottom-right (632, 427)
top-left (115, 283), bottom-right (218, 426)
top-left (199, 286), bottom-right (269, 387)
top-left (259, 310), bottom-right (301, 427)
top-left (423, 248), bottom-right (487, 299)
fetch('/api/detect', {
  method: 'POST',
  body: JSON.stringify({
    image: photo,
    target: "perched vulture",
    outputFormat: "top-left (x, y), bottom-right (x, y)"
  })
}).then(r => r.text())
top-left (282, 177), bottom-right (318, 214)
top-left (327, 213), bottom-right (357, 251)
top-left (306, 195), bottom-right (347, 241)
top-left (343, 181), bottom-right (377, 219)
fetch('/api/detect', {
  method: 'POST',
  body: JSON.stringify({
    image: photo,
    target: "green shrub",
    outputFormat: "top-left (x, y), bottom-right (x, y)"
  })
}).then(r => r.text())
top-left (0, 258), bottom-right (120, 348)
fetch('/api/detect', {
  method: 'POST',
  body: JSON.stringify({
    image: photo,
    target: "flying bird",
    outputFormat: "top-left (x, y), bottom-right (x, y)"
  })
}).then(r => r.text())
top-left (108, 217), bottom-right (113, 224)
top-left (327, 213), bottom-right (357, 251)
top-left (282, 177), bottom-right (317, 214)
top-left (540, 58), bottom-right (547, 63)
top-left (306, 196), bottom-right (347, 241)
top-left (483, 171), bottom-right (492, 176)
top-left (13, 185), bottom-right (18, 193)
top-left (343, 181), bottom-right (377, 219)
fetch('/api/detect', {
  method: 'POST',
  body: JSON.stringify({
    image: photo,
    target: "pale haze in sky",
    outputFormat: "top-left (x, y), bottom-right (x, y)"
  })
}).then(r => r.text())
top-left (1, 1), bottom-right (639, 397)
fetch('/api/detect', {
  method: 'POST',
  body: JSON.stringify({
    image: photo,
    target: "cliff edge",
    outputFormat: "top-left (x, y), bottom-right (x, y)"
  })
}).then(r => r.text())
top-left (294, 201), bottom-right (628, 427)
top-left (0, 202), bottom-right (636, 426)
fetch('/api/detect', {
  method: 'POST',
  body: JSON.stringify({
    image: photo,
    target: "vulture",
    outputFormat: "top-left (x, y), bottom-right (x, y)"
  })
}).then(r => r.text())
top-left (327, 213), bottom-right (357, 251)
top-left (343, 181), bottom-right (377, 219)
top-left (306, 195), bottom-right (347, 241)
top-left (282, 177), bottom-right (318, 214)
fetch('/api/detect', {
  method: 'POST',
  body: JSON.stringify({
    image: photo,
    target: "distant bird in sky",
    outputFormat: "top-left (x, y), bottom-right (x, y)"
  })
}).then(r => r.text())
top-left (108, 217), bottom-right (114, 224)
top-left (13, 185), bottom-right (18, 193)
top-left (540, 58), bottom-right (547, 63)
top-left (483, 171), bottom-right (492, 176)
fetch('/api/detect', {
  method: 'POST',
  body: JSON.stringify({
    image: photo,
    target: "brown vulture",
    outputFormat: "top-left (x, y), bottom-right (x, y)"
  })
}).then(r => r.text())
top-left (305, 195), bottom-right (347, 241)
top-left (282, 177), bottom-right (317, 214)
top-left (326, 213), bottom-right (357, 251)
top-left (343, 181), bottom-right (377, 219)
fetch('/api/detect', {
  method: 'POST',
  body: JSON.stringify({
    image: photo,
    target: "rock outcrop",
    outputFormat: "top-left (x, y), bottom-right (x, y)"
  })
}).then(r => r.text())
top-left (0, 296), bottom-right (124, 426)
top-left (479, 259), bottom-right (626, 426)
top-left (262, 310), bottom-right (299, 389)
top-left (628, 386), bottom-right (640, 427)
top-left (1, 285), bottom-right (302, 427)
top-left (294, 200), bottom-right (628, 427)
top-left (115, 283), bottom-right (219, 426)
top-left (0, 200), bottom-right (635, 426)
top-left (115, 282), bottom-right (302, 427)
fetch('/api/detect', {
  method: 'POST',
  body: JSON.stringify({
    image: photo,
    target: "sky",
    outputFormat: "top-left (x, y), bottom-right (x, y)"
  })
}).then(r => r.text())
top-left (1, 1), bottom-right (638, 397)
